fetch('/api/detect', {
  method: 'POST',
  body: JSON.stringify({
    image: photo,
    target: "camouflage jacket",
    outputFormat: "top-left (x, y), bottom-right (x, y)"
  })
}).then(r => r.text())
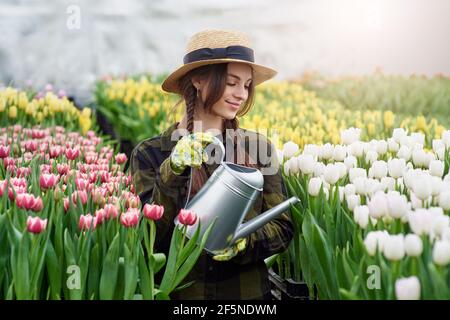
top-left (129, 122), bottom-right (294, 300)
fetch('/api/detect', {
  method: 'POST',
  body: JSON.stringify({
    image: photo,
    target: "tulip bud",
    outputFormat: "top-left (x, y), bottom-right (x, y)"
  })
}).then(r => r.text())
top-left (393, 128), bottom-right (408, 143)
top-left (103, 203), bottom-right (119, 219)
top-left (340, 127), bottom-right (361, 145)
top-left (27, 216), bottom-right (48, 234)
top-left (297, 154), bottom-right (316, 175)
top-left (368, 191), bottom-right (388, 219)
top-left (79, 214), bottom-right (96, 231)
top-left (323, 164), bottom-right (340, 185)
top-left (386, 191), bottom-right (409, 219)
top-left (370, 160), bottom-right (387, 179)
top-left (313, 162), bottom-right (325, 177)
top-left (177, 209), bottom-right (197, 226)
top-left (397, 146), bottom-right (411, 162)
top-left (344, 183), bottom-right (356, 198)
top-left (376, 140), bottom-right (388, 155)
top-left (143, 203), bottom-right (164, 221)
top-left (115, 153), bottom-right (127, 164)
top-left (404, 234), bottom-right (423, 257)
top-left (395, 276), bottom-right (421, 300)
top-left (412, 176), bottom-right (432, 201)
top-left (333, 145), bottom-right (347, 162)
top-left (354, 205), bottom-right (369, 229)
top-left (320, 143), bottom-right (334, 161)
top-left (308, 177), bottom-right (323, 197)
top-left (120, 208), bottom-right (140, 228)
top-left (438, 191), bottom-right (450, 210)
top-left (283, 141), bottom-right (299, 159)
top-left (387, 138), bottom-right (399, 153)
top-left (429, 160), bottom-right (444, 177)
top-left (364, 231), bottom-right (389, 256)
top-left (346, 194), bottom-right (360, 212)
top-left (432, 240), bottom-right (450, 266)
top-left (383, 234), bottom-right (405, 261)
top-left (344, 156), bottom-right (357, 170)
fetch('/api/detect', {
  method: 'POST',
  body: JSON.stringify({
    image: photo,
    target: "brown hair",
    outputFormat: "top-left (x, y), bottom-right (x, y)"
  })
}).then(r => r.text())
top-left (170, 63), bottom-right (259, 196)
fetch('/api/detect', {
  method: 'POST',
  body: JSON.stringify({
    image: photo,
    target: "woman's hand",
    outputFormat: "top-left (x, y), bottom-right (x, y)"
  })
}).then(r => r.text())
top-left (211, 238), bottom-right (247, 262)
top-left (170, 132), bottom-right (219, 175)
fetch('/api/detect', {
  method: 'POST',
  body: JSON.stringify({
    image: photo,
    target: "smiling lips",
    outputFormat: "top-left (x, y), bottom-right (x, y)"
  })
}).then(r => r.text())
top-left (226, 100), bottom-right (240, 110)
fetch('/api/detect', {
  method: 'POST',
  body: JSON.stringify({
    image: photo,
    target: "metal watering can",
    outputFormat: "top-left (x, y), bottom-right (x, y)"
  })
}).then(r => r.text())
top-left (174, 136), bottom-right (300, 254)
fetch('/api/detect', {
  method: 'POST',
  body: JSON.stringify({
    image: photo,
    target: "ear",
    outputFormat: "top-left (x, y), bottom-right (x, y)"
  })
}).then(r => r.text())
top-left (191, 76), bottom-right (202, 90)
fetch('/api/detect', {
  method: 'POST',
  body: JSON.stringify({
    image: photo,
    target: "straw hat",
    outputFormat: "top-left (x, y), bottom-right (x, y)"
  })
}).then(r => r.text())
top-left (161, 29), bottom-right (277, 94)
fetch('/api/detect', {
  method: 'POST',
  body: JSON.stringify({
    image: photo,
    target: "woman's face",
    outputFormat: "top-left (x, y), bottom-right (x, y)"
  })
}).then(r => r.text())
top-left (200, 62), bottom-right (253, 120)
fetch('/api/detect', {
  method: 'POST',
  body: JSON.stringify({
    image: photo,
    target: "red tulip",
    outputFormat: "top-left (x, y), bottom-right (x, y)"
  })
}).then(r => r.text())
top-left (39, 173), bottom-right (59, 189)
top-left (115, 153), bottom-right (127, 164)
top-left (27, 216), bottom-right (48, 234)
top-left (57, 163), bottom-right (70, 175)
top-left (177, 209), bottom-right (197, 226)
top-left (0, 145), bottom-right (10, 158)
top-left (143, 203), bottom-right (164, 221)
top-left (120, 208), bottom-right (140, 228)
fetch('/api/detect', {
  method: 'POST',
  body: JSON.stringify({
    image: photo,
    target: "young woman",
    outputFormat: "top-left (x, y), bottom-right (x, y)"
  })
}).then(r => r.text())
top-left (130, 29), bottom-right (294, 300)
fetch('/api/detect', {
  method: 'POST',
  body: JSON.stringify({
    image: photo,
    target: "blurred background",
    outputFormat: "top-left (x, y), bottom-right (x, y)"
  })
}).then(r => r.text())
top-left (1, 0), bottom-right (450, 104)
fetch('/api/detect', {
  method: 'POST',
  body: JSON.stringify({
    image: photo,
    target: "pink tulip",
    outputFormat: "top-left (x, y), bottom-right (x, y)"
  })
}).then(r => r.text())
top-left (79, 214), bottom-right (96, 231)
top-left (101, 171), bottom-right (111, 183)
top-left (143, 203), bottom-right (164, 221)
top-left (92, 188), bottom-right (106, 206)
top-left (75, 178), bottom-right (88, 190)
top-left (16, 167), bottom-right (31, 177)
top-left (120, 208), bottom-right (140, 228)
top-left (27, 216), bottom-right (48, 234)
top-left (126, 195), bottom-right (141, 209)
top-left (94, 209), bottom-right (105, 225)
top-left (177, 209), bottom-right (197, 226)
top-left (103, 204), bottom-right (119, 220)
top-left (63, 197), bottom-right (70, 212)
top-left (16, 193), bottom-right (43, 212)
top-left (88, 172), bottom-right (97, 183)
top-left (0, 145), bottom-right (10, 158)
top-left (0, 180), bottom-right (7, 197)
top-left (71, 190), bottom-right (88, 206)
top-left (115, 153), bottom-right (127, 164)
top-left (65, 147), bottom-right (80, 160)
top-left (31, 129), bottom-right (46, 139)
top-left (25, 140), bottom-right (38, 152)
top-left (49, 146), bottom-right (63, 158)
top-left (40, 173), bottom-right (59, 189)
top-left (57, 163), bottom-right (70, 175)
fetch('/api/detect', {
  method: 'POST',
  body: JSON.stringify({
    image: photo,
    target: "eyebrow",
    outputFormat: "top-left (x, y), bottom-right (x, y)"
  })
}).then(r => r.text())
top-left (227, 74), bottom-right (252, 83)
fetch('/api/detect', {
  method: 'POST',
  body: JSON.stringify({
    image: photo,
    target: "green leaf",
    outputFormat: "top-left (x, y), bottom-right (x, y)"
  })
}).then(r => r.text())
top-left (123, 243), bottom-right (139, 300)
top-left (99, 233), bottom-right (120, 300)
top-left (45, 241), bottom-right (62, 299)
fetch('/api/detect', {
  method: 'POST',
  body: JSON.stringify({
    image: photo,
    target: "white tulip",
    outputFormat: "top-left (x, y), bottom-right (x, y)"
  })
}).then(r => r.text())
top-left (411, 132), bottom-right (425, 146)
top-left (323, 187), bottom-right (330, 201)
top-left (333, 145), bottom-right (347, 161)
top-left (354, 205), bottom-right (369, 229)
top-left (408, 209), bottom-right (434, 236)
top-left (388, 138), bottom-right (399, 152)
top-left (283, 141), bottom-right (299, 159)
top-left (313, 162), bottom-right (325, 177)
top-left (338, 186), bottom-right (345, 202)
top-left (371, 160), bottom-right (388, 179)
top-left (410, 192), bottom-right (424, 209)
top-left (400, 136), bottom-right (414, 149)
top-left (386, 191), bottom-right (409, 219)
top-left (320, 143), bottom-right (334, 161)
top-left (346, 194), bottom-right (361, 211)
top-left (364, 231), bottom-right (389, 256)
top-left (303, 144), bottom-right (321, 158)
top-left (436, 147), bottom-right (445, 161)
top-left (277, 149), bottom-right (284, 164)
top-left (335, 162), bottom-right (347, 179)
top-left (395, 277), bottom-right (421, 300)
top-left (283, 161), bottom-right (291, 175)
top-left (376, 140), bottom-right (388, 155)
top-left (354, 177), bottom-right (368, 196)
top-left (381, 177), bottom-right (396, 192)
top-left (349, 167), bottom-right (367, 183)
top-left (438, 191), bottom-right (450, 210)
top-left (412, 148), bottom-right (427, 167)
top-left (297, 154), bottom-right (316, 175)
top-left (366, 178), bottom-right (383, 197)
top-left (344, 183), bottom-right (356, 198)
top-left (432, 240), bottom-right (450, 266)
top-left (341, 127), bottom-right (361, 145)
top-left (323, 164), bottom-right (340, 185)
top-left (393, 128), bottom-right (408, 143)
top-left (383, 234), bottom-right (405, 261)
top-left (442, 228), bottom-right (450, 242)
top-left (368, 191), bottom-right (388, 218)
top-left (388, 158), bottom-right (406, 178)
top-left (429, 160), bottom-right (444, 177)
top-left (350, 141), bottom-right (364, 158)
top-left (344, 155), bottom-right (357, 170)
top-left (365, 150), bottom-right (378, 164)
top-left (432, 215), bottom-right (450, 237)
top-left (403, 168), bottom-right (420, 190)
top-left (308, 177), bottom-right (323, 197)
top-left (289, 157), bottom-right (300, 175)
top-left (397, 145), bottom-right (411, 161)
top-left (442, 130), bottom-right (450, 148)
top-left (430, 176), bottom-right (443, 197)
top-left (412, 176), bottom-right (432, 200)
top-left (404, 234), bottom-right (423, 257)
top-left (432, 139), bottom-right (444, 153)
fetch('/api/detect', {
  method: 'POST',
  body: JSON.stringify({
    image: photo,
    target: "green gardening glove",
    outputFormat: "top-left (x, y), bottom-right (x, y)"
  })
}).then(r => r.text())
top-left (211, 238), bottom-right (247, 262)
top-left (170, 132), bottom-right (220, 175)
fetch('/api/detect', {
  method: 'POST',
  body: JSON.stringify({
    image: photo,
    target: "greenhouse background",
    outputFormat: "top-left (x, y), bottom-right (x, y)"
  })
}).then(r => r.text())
top-left (1, 0), bottom-right (450, 302)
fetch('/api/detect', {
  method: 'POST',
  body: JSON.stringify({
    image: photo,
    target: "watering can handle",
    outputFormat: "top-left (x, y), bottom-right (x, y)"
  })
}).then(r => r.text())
top-left (183, 134), bottom-right (226, 208)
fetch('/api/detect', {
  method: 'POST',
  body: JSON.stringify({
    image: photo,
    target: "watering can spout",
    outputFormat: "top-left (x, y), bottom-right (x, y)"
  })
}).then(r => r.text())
top-left (232, 196), bottom-right (300, 243)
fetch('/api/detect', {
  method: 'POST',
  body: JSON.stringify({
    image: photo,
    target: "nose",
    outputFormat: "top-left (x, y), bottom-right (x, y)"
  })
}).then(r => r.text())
top-left (233, 84), bottom-right (247, 101)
